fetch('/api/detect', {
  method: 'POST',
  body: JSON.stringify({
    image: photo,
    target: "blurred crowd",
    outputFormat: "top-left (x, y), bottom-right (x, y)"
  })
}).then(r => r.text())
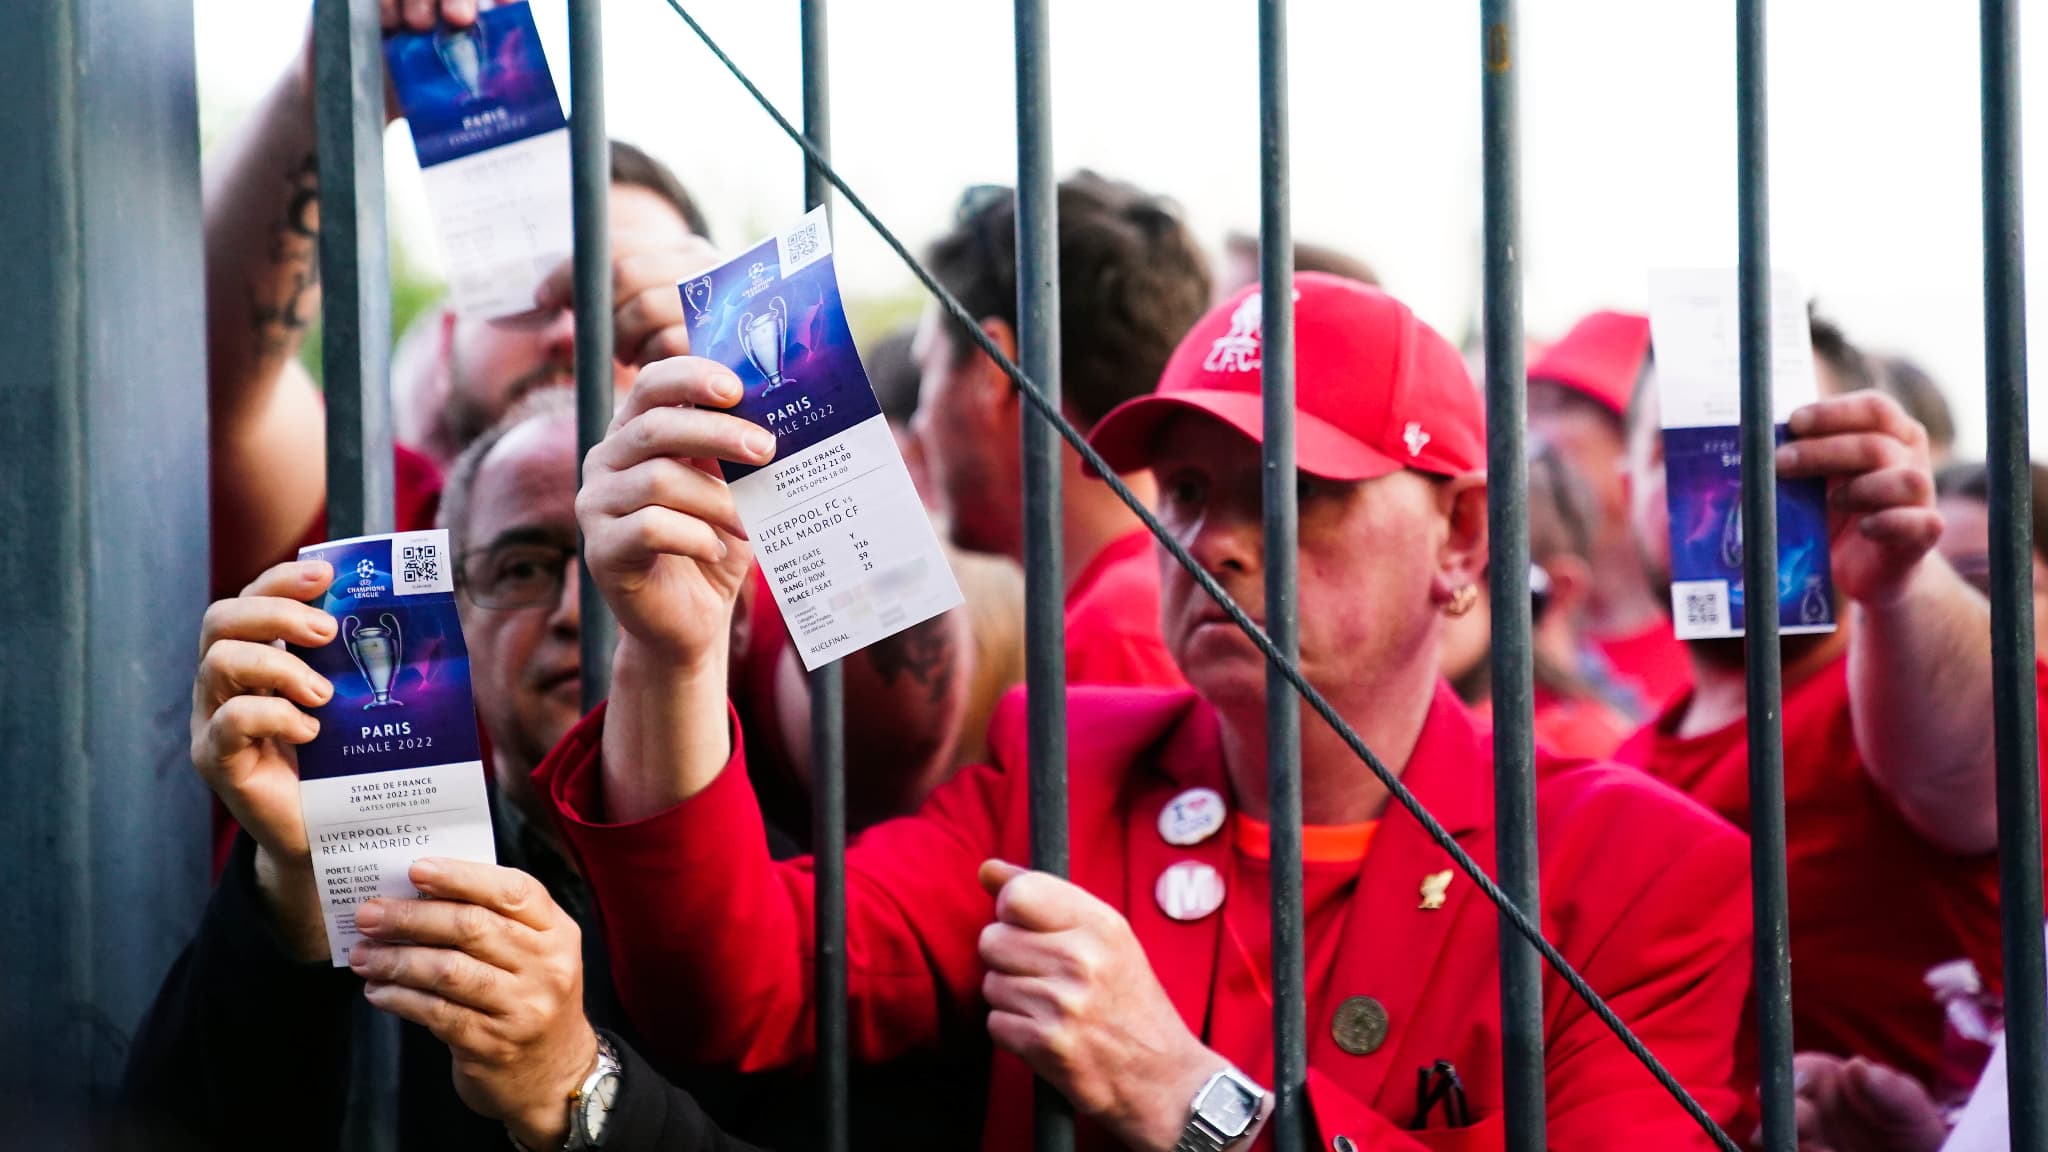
top-left (109, 5), bottom-right (2048, 1152)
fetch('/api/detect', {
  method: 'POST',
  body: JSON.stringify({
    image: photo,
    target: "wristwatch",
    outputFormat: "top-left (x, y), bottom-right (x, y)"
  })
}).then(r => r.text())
top-left (565, 1035), bottom-right (623, 1149)
top-left (510, 1035), bottom-right (622, 1151)
top-left (1174, 1066), bottom-right (1269, 1152)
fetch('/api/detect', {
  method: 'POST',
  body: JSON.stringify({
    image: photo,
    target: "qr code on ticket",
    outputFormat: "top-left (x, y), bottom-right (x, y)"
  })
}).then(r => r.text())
top-left (393, 531), bottom-right (454, 597)
top-left (1671, 579), bottom-right (1730, 639)
top-left (777, 217), bottom-right (830, 276)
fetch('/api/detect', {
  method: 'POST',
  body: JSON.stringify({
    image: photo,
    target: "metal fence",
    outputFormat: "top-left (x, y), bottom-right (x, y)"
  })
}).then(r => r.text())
top-left (295, 1), bottom-right (2048, 1150)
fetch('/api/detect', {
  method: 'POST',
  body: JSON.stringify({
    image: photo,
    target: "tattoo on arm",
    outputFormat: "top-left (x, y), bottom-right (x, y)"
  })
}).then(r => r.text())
top-left (864, 614), bottom-right (957, 706)
top-left (248, 153), bottom-right (322, 358)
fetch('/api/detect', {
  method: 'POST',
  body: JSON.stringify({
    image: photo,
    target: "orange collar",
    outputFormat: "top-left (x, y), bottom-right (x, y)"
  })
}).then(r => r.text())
top-left (1233, 814), bottom-right (1378, 864)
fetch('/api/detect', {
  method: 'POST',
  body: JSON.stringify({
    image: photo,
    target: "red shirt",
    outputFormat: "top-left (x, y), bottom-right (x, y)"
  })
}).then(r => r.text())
top-left (1468, 688), bottom-right (1634, 762)
top-left (1616, 654), bottom-right (2015, 1084)
top-left (209, 444), bottom-right (447, 879)
top-left (538, 683), bottom-right (1753, 1150)
top-left (1211, 817), bottom-right (1378, 1098)
top-left (1594, 618), bottom-right (1693, 718)
top-left (1064, 531), bottom-right (1185, 689)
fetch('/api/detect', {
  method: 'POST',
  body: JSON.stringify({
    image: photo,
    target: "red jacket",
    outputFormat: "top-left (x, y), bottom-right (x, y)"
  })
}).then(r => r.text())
top-left (538, 684), bottom-right (1753, 1150)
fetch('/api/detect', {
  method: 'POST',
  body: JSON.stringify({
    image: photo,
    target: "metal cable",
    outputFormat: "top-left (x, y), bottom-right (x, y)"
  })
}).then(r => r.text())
top-left (656, 4), bottom-right (1737, 1146)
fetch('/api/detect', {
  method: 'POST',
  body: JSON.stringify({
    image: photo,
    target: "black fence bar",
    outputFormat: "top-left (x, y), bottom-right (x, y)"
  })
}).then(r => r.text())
top-left (1479, 5), bottom-right (1545, 1150)
top-left (799, 2), bottom-right (850, 1148)
top-left (1256, 3), bottom-right (1306, 1149)
top-left (1734, 3), bottom-right (1797, 1149)
top-left (570, 0), bottom-right (616, 711)
top-left (1979, 2), bottom-right (2048, 1148)
top-left (1012, 2), bottom-right (1071, 1150)
top-left (312, 1), bottom-right (398, 1149)
top-left (314, 0), bottom-right (393, 541)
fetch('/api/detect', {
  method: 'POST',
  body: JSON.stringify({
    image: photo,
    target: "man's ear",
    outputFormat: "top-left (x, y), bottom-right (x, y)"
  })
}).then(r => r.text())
top-left (1541, 554), bottom-right (1594, 621)
top-left (1431, 473), bottom-right (1490, 607)
top-left (975, 317), bottom-right (1022, 420)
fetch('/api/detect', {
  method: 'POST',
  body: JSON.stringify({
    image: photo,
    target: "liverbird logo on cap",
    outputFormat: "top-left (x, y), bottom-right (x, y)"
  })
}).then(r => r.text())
top-left (1204, 293), bottom-right (1265, 374)
top-left (1404, 422), bottom-right (1431, 458)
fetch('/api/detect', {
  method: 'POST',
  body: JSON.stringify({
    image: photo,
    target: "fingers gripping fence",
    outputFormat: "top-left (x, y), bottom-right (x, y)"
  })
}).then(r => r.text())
top-left (658, 2), bottom-right (1740, 1148)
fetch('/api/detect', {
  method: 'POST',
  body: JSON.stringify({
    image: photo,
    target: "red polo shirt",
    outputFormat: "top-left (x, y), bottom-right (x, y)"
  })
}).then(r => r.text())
top-left (1616, 654), bottom-right (2021, 1084)
top-left (1594, 617), bottom-right (1692, 718)
top-left (537, 683), bottom-right (1752, 1150)
top-left (1064, 530), bottom-right (1185, 690)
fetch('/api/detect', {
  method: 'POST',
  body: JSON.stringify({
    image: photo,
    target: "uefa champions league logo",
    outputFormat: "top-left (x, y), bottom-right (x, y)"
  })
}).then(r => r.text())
top-left (684, 276), bottom-right (714, 326)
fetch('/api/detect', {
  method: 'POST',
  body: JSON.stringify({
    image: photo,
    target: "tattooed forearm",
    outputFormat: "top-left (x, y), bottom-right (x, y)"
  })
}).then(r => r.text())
top-left (249, 153), bottom-right (322, 358)
top-left (863, 612), bottom-right (958, 706)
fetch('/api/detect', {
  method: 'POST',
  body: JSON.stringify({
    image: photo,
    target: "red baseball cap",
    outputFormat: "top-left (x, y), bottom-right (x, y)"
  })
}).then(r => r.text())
top-left (1088, 272), bottom-right (1484, 481)
top-left (1525, 310), bottom-right (1649, 417)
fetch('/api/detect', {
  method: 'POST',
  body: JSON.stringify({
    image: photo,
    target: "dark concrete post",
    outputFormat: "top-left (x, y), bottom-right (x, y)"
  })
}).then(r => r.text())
top-left (0, 0), bottom-right (210, 1141)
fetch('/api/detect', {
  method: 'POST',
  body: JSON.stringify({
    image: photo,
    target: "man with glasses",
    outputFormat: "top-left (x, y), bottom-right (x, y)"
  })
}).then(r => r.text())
top-left (122, 387), bottom-right (785, 1150)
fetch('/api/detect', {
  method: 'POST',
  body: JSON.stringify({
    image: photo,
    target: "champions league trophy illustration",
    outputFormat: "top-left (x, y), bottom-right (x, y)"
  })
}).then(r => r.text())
top-left (1719, 499), bottom-right (1744, 570)
top-left (1799, 574), bottom-right (1829, 625)
top-left (344, 614), bottom-right (406, 709)
top-left (684, 276), bottom-right (714, 324)
top-left (738, 297), bottom-right (794, 395)
top-left (434, 23), bottom-right (488, 101)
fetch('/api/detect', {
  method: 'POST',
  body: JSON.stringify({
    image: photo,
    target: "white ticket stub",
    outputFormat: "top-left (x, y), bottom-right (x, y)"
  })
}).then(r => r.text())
top-left (387, 2), bottom-right (572, 319)
top-left (291, 530), bottom-right (497, 967)
top-left (1648, 268), bottom-right (1835, 640)
top-left (683, 209), bottom-right (963, 668)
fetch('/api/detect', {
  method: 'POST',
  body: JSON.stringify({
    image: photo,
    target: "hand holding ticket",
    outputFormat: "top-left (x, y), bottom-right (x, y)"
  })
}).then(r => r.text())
top-left (1649, 268), bottom-right (1836, 640)
top-left (679, 209), bottom-right (964, 667)
top-left (385, 1), bottom-right (572, 319)
top-left (288, 529), bottom-right (496, 967)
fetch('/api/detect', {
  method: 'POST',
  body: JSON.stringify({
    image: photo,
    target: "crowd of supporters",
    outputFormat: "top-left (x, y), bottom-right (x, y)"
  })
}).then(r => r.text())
top-left (110, 4), bottom-right (2048, 1151)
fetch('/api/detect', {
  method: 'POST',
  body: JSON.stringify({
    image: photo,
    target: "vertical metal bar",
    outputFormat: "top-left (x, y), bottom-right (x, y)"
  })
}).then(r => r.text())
top-left (570, 0), bottom-right (615, 711)
top-left (315, 0), bottom-right (392, 540)
top-left (1735, 4), bottom-right (1795, 1149)
top-left (1480, 5), bottom-right (1545, 1150)
top-left (798, 3), bottom-right (849, 1149)
top-left (313, 1), bottom-right (396, 1149)
top-left (1256, 3), bottom-right (1304, 1149)
top-left (1013, 2), bottom-right (1070, 1149)
top-left (1980, 2), bottom-right (2048, 1147)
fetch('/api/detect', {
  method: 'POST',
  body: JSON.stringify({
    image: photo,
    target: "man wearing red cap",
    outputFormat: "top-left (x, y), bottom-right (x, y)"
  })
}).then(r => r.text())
top-left (539, 274), bottom-right (1753, 1149)
top-left (1526, 311), bottom-right (1692, 716)
top-left (1618, 349), bottom-right (2041, 1088)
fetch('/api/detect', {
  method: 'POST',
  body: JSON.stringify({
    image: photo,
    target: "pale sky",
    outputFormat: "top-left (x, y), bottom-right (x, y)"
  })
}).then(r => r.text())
top-left (194, 0), bottom-right (2048, 457)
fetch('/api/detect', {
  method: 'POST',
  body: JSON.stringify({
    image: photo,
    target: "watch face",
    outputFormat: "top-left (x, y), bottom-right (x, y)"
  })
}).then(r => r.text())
top-left (1198, 1077), bottom-right (1258, 1137)
top-left (582, 1072), bottom-right (620, 1143)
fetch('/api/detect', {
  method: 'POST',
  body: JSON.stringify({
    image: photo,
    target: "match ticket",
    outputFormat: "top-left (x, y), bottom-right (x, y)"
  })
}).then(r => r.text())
top-left (291, 529), bottom-right (496, 967)
top-left (1649, 268), bottom-right (1836, 640)
top-left (682, 208), bottom-right (963, 669)
top-left (386, 1), bottom-right (572, 319)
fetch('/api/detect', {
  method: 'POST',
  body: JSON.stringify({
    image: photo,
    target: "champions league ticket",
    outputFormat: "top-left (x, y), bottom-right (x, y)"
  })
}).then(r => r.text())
top-left (291, 529), bottom-right (496, 967)
top-left (683, 208), bottom-right (963, 669)
top-left (386, 1), bottom-right (572, 319)
top-left (1649, 268), bottom-right (1836, 641)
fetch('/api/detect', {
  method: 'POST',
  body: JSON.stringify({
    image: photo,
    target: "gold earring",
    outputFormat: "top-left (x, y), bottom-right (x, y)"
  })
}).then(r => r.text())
top-left (1444, 584), bottom-right (1479, 618)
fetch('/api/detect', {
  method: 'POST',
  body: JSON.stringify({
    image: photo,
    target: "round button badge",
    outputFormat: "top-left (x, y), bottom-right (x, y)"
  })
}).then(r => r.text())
top-left (1155, 860), bottom-right (1226, 922)
top-left (1158, 787), bottom-right (1227, 847)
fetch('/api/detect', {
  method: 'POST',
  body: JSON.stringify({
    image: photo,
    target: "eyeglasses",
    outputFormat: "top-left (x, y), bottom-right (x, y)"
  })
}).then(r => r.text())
top-left (458, 542), bottom-right (579, 610)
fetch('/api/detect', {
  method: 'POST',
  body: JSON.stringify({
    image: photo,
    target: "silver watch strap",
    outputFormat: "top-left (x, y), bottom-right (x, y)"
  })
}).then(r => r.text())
top-left (1174, 1121), bottom-right (1230, 1152)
